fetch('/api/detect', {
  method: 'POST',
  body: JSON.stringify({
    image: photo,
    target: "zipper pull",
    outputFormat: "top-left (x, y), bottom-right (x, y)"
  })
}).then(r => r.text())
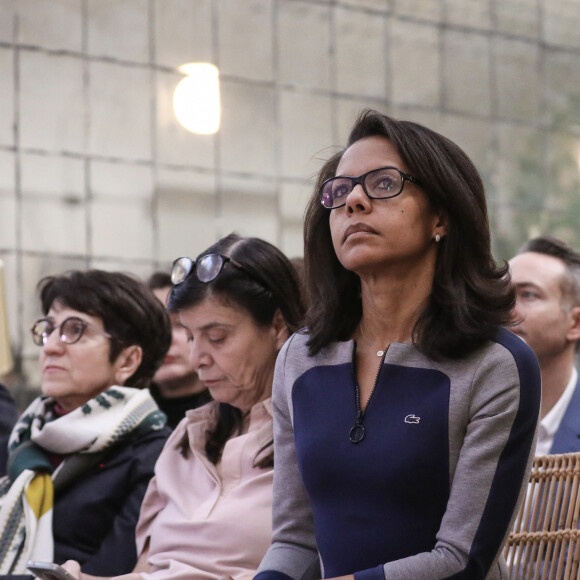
top-left (350, 410), bottom-right (366, 444)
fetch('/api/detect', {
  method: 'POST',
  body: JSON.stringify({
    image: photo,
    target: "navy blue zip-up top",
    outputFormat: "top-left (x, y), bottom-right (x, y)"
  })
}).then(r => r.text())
top-left (256, 328), bottom-right (540, 580)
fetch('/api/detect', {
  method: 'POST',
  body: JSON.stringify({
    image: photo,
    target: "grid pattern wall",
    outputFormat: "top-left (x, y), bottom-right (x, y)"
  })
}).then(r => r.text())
top-left (1, 0), bottom-right (580, 398)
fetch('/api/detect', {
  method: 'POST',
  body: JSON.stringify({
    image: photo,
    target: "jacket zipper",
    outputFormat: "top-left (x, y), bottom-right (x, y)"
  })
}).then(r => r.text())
top-left (349, 343), bottom-right (388, 444)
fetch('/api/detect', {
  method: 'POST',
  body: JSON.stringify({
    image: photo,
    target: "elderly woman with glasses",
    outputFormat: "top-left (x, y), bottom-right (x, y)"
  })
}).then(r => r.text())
top-left (62, 234), bottom-right (305, 580)
top-left (254, 110), bottom-right (542, 580)
top-left (0, 270), bottom-right (171, 578)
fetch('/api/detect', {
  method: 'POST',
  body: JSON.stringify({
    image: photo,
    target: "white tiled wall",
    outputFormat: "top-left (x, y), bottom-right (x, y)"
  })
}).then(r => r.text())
top-left (494, 38), bottom-right (541, 122)
top-left (0, 48), bottom-right (13, 147)
top-left (88, 0), bottom-right (150, 62)
top-left (278, 2), bottom-right (332, 90)
top-left (442, 30), bottom-right (491, 116)
top-left (219, 81), bottom-right (277, 176)
top-left (89, 62), bottom-right (152, 159)
top-left (20, 52), bottom-right (84, 152)
top-left (334, 7), bottom-right (388, 98)
top-left (390, 20), bottom-right (440, 107)
top-left (2, 0), bottom-right (580, 402)
top-left (218, 0), bottom-right (274, 81)
top-left (18, 0), bottom-right (83, 52)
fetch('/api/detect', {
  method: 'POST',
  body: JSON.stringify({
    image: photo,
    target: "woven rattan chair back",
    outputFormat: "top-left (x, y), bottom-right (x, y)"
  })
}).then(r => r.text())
top-left (504, 453), bottom-right (580, 580)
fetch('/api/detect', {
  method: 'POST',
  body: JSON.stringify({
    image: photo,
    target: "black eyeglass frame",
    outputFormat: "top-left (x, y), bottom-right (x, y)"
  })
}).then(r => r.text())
top-left (171, 254), bottom-right (270, 292)
top-left (319, 166), bottom-right (421, 210)
top-left (30, 316), bottom-right (112, 347)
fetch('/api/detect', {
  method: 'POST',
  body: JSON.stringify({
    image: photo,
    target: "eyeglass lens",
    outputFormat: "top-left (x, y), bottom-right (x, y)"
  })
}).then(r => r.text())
top-left (171, 253), bottom-right (269, 294)
top-left (321, 167), bottom-right (406, 209)
top-left (197, 254), bottom-right (226, 283)
top-left (171, 257), bottom-right (193, 285)
top-left (31, 317), bottom-right (87, 346)
top-left (171, 254), bottom-right (228, 285)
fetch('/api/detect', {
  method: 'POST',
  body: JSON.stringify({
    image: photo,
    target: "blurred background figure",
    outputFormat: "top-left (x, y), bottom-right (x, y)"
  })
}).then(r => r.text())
top-left (0, 260), bottom-right (19, 476)
top-left (510, 236), bottom-right (580, 456)
top-left (147, 272), bottom-right (211, 429)
top-left (0, 383), bottom-right (17, 476)
top-left (0, 270), bottom-right (172, 577)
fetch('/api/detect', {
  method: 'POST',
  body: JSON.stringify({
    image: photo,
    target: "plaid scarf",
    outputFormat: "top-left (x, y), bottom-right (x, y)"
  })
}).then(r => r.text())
top-left (0, 386), bottom-right (166, 574)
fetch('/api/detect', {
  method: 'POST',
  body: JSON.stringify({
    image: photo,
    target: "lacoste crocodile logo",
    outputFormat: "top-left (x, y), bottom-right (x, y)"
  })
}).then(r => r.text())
top-left (404, 414), bottom-right (420, 424)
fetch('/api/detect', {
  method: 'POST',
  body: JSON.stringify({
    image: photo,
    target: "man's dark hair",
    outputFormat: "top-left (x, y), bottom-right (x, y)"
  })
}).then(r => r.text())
top-left (303, 108), bottom-right (515, 359)
top-left (38, 270), bottom-right (172, 388)
top-left (518, 236), bottom-right (580, 307)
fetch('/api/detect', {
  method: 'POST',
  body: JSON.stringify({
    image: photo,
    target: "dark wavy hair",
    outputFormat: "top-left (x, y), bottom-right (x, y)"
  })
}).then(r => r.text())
top-left (37, 270), bottom-right (172, 388)
top-left (168, 233), bottom-right (305, 467)
top-left (304, 109), bottom-right (515, 359)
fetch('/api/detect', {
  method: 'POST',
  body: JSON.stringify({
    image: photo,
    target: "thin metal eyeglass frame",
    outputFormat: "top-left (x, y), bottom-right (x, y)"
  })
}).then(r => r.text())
top-left (30, 316), bottom-right (112, 347)
top-left (319, 166), bottom-right (421, 209)
top-left (171, 254), bottom-right (269, 292)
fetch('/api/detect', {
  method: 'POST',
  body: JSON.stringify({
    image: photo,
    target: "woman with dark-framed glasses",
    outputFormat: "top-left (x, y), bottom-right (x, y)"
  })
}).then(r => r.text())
top-left (0, 270), bottom-right (171, 578)
top-left (62, 233), bottom-right (305, 580)
top-left (255, 110), bottom-right (542, 580)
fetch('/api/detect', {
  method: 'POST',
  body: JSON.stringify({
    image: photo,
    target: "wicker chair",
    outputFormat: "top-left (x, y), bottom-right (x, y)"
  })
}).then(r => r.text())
top-left (504, 453), bottom-right (580, 580)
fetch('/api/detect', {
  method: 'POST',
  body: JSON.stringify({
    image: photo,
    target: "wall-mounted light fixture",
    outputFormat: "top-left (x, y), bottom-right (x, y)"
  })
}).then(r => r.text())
top-left (173, 63), bottom-right (221, 135)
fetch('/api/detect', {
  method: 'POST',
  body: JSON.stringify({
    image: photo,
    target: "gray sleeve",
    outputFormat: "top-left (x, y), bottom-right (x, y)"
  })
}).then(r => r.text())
top-left (256, 336), bottom-right (321, 580)
top-left (374, 347), bottom-right (539, 580)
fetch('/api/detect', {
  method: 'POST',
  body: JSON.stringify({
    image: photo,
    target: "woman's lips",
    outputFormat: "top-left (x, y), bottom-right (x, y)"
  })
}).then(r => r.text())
top-left (43, 365), bottom-right (66, 374)
top-left (344, 223), bottom-right (377, 241)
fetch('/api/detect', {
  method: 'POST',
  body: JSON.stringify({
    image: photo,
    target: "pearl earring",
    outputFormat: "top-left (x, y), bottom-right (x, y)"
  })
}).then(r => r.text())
top-left (435, 233), bottom-right (441, 243)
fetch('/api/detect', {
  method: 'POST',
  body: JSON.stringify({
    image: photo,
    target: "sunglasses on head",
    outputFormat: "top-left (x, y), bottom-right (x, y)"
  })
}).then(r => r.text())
top-left (171, 254), bottom-right (268, 291)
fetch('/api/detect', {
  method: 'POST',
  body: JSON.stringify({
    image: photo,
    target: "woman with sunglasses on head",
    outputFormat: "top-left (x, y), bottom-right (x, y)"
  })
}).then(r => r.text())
top-left (255, 110), bottom-right (541, 580)
top-left (63, 234), bottom-right (304, 580)
top-left (0, 270), bottom-right (171, 578)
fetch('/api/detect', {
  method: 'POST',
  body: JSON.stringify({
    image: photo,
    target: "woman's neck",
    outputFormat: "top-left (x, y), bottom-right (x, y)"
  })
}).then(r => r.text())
top-left (358, 263), bottom-right (434, 346)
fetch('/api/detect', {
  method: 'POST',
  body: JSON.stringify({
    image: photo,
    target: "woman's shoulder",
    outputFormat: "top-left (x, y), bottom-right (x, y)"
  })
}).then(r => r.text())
top-left (458, 327), bottom-right (540, 379)
top-left (122, 424), bottom-right (172, 455)
top-left (276, 330), bottom-right (354, 386)
top-left (488, 327), bottom-right (539, 366)
top-left (182, 399), bottom-right (220, 426)
top-left (282, 329), bottom-right (353, 360)
top-left (403, 327), bottom-right (538, 371)
top-left (480, 327), bottom-right (541, 393)
top-left (92, 424), bottom-right (170, 479)
top-left (387, 328), bottom-right (540, 395)
top-left (167, 400), bottom-right (220, 447)
top-left (445, 327), bottom-right (541, 402)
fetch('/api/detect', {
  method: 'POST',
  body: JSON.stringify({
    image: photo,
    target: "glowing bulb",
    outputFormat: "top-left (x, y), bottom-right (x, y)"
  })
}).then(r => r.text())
top-left (173, 63), bottom-right (221, 135)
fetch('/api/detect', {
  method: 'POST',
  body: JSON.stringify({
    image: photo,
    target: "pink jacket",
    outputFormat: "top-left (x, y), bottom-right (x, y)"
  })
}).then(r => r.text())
top-left (135, 399), bottom-right (274, 580)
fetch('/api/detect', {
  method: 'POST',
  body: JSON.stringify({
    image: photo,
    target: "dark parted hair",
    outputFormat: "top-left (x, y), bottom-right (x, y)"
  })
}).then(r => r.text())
top-left (168, 233), bottom-right (305, 467)
top-left (304, 109), bottom-right (515, 359)
top-left (37, 270), bottom-right (172, 388)
top-left (518, 236), bottom-right (580, 308)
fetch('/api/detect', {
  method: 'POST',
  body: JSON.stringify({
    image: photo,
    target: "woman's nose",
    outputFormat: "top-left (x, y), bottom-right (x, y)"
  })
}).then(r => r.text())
top-left (42, 329), bottom-right (65, 353)
top-left (345, 183), bottom-right (371, 213)
top-left (188, 340), bottom-right (210, 371)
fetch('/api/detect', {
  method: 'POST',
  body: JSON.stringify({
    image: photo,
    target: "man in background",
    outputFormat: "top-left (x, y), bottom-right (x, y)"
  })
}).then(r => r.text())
top-left (509, 236), bottom-right (580, 455)
top-left (147, 272), bottom-right (211, 429)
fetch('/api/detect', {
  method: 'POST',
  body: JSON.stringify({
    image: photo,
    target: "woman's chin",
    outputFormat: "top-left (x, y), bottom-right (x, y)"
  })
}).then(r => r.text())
top-left (41, 382), bottom-right (66, 399)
